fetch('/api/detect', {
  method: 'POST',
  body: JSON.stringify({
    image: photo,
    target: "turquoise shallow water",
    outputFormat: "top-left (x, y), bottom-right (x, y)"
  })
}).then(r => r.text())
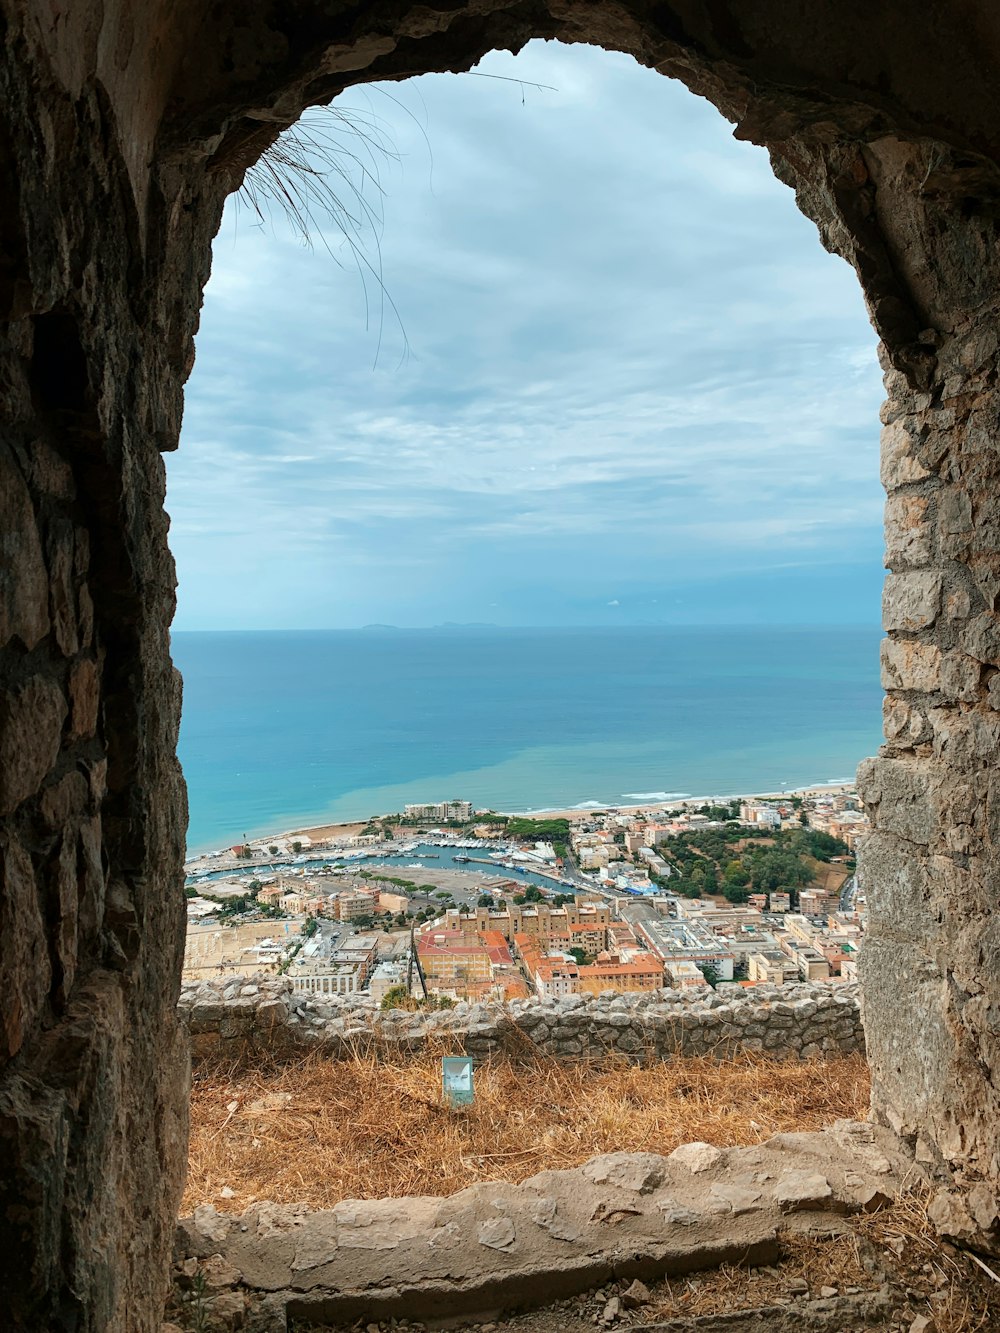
top-left (172, 626), bottom-right (883, 854)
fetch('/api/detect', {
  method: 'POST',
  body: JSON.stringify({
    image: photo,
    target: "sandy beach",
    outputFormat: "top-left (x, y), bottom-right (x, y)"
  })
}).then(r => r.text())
top-left (503, 781), bottom-right (857, 823)
top-left (251, 781), bottom-right (858, 851)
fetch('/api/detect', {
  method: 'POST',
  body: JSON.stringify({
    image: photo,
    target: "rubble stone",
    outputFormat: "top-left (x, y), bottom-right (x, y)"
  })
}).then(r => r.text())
top-left (177, 978), bottom-right (865, 1064)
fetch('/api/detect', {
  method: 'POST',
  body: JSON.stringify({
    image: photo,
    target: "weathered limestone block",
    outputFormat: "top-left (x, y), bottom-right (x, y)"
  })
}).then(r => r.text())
top-left (857, 756), bottom-right (935, 845)
top-left (880, 638), bottom-right (942, 693)
top-left (928, 706), bottom-right (1000, 768)
top-left (882, 572), bottom-right (942, 631)
top-left (885, 693), bottom-right (933, 746)
top-left (960, 612), bottom-right (1000, 665)
top-left (937, 651), bottom-right (982, 703)
top-left (880, 419), bottom-right (932, 490)
top-left (884, 492), bottom-right (932, 566)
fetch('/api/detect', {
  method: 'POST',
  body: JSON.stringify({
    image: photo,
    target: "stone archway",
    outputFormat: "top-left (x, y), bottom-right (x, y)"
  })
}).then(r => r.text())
top-left (1, 3), bottom-right (999, 1328)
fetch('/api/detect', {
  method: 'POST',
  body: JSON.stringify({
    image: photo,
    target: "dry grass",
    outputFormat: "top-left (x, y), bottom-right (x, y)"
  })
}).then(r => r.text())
top-left (644, 1231), bottom-right (876, 1321)
top-left (183, 1049), bottom-right (1000, 1333)
top-left (183, 1045), bottom-right (869, 1215)
top-left (439, 1211), bottom-right (998, 1333)
top-left (856, 1177), bottom-right (1000, 1333)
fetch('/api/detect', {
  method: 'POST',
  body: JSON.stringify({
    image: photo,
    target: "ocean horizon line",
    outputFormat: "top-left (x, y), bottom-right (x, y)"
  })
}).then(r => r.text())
top-left (171, 621), bottom-right (883, 635)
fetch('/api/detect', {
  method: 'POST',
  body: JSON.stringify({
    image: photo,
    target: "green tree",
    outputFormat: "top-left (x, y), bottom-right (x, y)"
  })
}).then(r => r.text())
top-left (380, 985), bottom-right (414, 1011)
top-left (505, 817), bottom-right (570, 841)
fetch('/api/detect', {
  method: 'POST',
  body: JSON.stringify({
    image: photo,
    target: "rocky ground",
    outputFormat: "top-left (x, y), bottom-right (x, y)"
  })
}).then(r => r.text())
top-left (166, 1172), bottom-right (1000, 1333)
top-left (281, 1222), bottom-right (994, 1333)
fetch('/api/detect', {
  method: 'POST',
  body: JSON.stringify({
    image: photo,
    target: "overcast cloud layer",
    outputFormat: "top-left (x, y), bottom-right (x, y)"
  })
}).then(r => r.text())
top-left (168, 41), bottom-right (885, 629)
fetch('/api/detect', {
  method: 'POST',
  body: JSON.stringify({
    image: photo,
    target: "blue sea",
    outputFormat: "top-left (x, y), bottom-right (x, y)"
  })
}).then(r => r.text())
top-left (172, 626), bottom-right (884, 855)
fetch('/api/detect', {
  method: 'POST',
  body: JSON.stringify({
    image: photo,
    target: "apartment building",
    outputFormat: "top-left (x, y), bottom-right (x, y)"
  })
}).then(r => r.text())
top-left (289, 932), bottom-right (379, 996)
top-left (444, 898), bottom-right (610, 947)
top-left (799, 888), bottom-right (840, 917)
top-left (747, 950), bottom-right (799, 985)
top-left (577, 951), bottom-right (664, 994)
top-left (417, 929), bottom-right (492, 990)
top-left (332, 889), bottom-right (379, 921)
top-left (633, 914), bottom-right (736, 982)
top-left (739, 802), bottom-right (782, 828)
top-left (514, 933), bottom-right (576, 998)
top-left (665, 959), bottom-right (710, 990)
top-left (404, 799), bottom-right (474, 822)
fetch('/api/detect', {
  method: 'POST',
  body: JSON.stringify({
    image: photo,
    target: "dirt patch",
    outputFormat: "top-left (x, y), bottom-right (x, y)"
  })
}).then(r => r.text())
top-left (802, 856), bottom-right (852, 897)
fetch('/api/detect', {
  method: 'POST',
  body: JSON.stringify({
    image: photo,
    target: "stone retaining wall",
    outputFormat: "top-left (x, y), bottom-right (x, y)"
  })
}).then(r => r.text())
top-left (178, 978), bottom-right (863, 1064)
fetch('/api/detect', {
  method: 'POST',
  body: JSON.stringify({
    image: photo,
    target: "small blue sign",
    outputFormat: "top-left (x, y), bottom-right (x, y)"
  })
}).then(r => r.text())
top-left (441, 1056), bottom-right (475, 1108)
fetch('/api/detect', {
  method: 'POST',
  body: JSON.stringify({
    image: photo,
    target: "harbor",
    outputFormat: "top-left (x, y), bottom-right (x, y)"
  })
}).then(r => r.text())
top-left (185, 837), bottom-right (587, 897)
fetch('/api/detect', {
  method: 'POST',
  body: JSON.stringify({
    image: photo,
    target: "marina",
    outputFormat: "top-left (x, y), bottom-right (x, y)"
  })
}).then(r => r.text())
top-left (185, 838), bottom-right (583, 896)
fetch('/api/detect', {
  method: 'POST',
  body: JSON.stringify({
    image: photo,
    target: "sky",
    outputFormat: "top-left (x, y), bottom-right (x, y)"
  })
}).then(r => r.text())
top-left (167, 40), bottom-right (886, 630)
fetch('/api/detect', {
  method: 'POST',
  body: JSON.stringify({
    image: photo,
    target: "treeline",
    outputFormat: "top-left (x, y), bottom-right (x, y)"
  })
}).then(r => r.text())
top-left (474, 813), bottom-right (570, 840)
top-left (472, 813), bottom-right (570, 857)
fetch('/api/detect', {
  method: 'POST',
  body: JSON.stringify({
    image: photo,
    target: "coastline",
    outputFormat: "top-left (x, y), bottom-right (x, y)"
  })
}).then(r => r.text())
top-left (497, 781), bottom-right (856, 823)
top-left (187, 779), bottom-right (857, 861)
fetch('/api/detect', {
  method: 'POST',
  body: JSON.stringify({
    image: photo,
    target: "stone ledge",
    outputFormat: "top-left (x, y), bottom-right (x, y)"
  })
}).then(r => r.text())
top-left (173, 1122), bottom-right (904, 1331)
top-left (178, 978), bottom-right (864, 1064)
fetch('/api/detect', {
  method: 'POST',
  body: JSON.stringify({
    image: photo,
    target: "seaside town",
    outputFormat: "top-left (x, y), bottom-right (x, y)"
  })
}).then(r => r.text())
top-left (183, 788), bottom-right (869, 1003)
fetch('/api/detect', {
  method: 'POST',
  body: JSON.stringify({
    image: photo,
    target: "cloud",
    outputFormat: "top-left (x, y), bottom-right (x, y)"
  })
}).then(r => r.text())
top-left (167, 41), bottom-right (884, 629)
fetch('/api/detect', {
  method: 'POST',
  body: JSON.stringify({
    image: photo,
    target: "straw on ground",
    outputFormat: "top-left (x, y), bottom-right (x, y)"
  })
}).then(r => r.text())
top-left (183, 1047), bottom-right (870, 1214)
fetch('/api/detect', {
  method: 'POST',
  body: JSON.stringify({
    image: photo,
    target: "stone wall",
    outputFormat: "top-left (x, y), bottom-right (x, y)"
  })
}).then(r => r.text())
top-left (179, 977), bottom-right (864, 1064)
top-left (860, 277), bottom-right (1000, 1251)
top-left (0, 7), bottom-right (208, 1328)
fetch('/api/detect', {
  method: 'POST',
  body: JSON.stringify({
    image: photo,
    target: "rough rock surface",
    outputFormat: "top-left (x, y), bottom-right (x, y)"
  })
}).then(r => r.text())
top-left (179, 976), bottom-right (865, 1063)
top-left (5, 0), bottom-right (1000, 1326)
top-left (172, 1123), bottom-right (906, 1330)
